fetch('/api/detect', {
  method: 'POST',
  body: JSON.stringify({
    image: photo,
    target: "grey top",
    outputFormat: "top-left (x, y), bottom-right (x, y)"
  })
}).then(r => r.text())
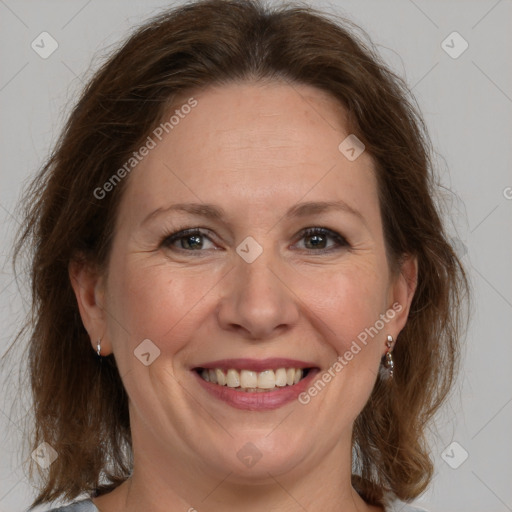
top-left (46, 498), bottom-right (428, 511)
top-left (46, 501), bottom-right (99, 512)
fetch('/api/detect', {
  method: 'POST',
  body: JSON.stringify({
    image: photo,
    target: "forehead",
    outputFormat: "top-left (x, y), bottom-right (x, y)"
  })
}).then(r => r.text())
top-left (119, 81), bottom-right (379, 227)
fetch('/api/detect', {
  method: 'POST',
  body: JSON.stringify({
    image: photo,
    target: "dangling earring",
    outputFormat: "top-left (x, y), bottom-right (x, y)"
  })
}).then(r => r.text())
top-left (381, 334), bottom-right (394, 379)
top-left (96, 338), bottom-right (102, 357)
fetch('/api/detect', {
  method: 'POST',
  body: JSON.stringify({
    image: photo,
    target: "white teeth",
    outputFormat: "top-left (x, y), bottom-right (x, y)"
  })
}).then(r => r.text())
top-left (215, 368), bottom-right (226, 386)
top-left (257, 370), bottom-right (275, 389)
top-left (275, 368), bottom-right (287, 387)
top-left (240, 370), bottom-right (258, 388)
top-left (226, 369), bottom-right (240, 388)
top-left (199, 367), bottom-right (308, 390)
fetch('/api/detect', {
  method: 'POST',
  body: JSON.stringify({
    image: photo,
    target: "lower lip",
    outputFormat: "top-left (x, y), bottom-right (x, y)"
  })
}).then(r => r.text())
top-left (192, 369), bottom-right (320, 410)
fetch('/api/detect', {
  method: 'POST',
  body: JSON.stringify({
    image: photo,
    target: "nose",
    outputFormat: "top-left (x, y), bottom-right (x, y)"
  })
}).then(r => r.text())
top-left (216, 248), bottom-right (300, 340)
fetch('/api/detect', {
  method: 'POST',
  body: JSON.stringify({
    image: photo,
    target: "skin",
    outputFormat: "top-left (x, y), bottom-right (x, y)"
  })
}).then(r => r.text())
top-left (70, 81), bottom-right (417, 512)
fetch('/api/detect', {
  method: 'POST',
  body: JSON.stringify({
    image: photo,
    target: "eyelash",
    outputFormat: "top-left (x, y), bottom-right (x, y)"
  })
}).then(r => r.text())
top-left (160, 226), bottom-right (349, 255)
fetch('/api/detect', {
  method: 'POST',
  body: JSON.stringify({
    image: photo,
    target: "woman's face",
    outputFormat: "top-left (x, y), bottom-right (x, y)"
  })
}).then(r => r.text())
top-left (74, 81), bottom-right (415, 484)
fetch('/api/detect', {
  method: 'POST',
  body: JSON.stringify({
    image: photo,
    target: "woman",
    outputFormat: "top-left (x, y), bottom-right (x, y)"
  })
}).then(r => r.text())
top-left (11, 0), bottom-right (468, 510)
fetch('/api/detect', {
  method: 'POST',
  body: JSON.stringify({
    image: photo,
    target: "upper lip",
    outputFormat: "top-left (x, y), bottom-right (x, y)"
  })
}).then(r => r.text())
top-left (192, 358), bottom-right (319, 372)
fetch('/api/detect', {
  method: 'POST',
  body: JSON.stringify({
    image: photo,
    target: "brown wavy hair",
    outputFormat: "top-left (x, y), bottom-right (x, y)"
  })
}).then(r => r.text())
top-left (6, 0), bottom-right (469, 508)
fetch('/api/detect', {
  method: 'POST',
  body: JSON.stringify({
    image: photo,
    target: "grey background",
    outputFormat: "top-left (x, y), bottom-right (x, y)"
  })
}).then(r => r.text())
top-left (0, 1), bottom-right (511, 511)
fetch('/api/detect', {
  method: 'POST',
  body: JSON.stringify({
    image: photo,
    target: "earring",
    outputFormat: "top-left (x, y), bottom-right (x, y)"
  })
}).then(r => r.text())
top-left (96, 338), bottom-right (102, 357)
top-left (381, 334), bottom-right (394, 379)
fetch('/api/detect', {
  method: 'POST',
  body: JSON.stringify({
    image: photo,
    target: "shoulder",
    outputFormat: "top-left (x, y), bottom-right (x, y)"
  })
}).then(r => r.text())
top-left (45, 499), bottom-right (99, 512)
top-left (46, 497), bottom-right (428, 512)
top-left (386, 500), bottom-right (429, 512)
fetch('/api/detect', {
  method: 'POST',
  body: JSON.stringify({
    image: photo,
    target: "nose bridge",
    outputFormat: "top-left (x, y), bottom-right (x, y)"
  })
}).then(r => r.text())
top-left (238, 247), bottom-right (278, 299)
top-left (217, 238), bottom-right (299, 338)
top-left (236, 240), bottom-right (285, 315)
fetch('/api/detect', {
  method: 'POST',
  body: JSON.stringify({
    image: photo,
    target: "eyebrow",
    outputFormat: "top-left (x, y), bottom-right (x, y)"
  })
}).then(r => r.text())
top-left (141, 200), bottom-right (365, 226)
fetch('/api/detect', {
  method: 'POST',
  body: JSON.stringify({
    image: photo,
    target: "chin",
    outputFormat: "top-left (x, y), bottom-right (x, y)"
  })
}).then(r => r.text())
top-left (199, 430), bottom-right (313, 482)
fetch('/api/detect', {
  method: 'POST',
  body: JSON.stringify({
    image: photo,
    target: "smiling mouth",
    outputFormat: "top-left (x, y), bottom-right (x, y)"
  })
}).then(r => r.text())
top-left (194, 367), bottom-right (314, 392)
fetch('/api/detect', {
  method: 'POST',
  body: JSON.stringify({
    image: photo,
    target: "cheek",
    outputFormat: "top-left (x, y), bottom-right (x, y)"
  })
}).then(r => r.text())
top-left (301, 263), bottom-right (388, 398)
top-left (299, 260), bottom-right (389, 344)
top-left (106, 257), bottom-right (220, 350)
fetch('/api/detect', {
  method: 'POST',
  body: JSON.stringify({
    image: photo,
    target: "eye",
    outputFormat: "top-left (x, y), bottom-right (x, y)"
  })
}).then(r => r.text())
top-left (160, 226), bottom-right (349, 255)
top-left (294, 227), bottom-right (349, 253)
top-left (161, 228), bottom-right (217, 252)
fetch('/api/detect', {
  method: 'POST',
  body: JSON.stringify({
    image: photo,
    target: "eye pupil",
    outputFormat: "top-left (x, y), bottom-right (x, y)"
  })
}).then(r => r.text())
top-left (183, 234), bottom-right (202, 249)
top-left (306, 234), bottom-right (326, 249)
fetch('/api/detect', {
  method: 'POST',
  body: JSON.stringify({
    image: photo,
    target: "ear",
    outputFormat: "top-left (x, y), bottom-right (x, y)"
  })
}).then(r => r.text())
top-left (69, 257), bottom-right (112, 355)
top-left (385, 253), bottom-right (418, 350)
